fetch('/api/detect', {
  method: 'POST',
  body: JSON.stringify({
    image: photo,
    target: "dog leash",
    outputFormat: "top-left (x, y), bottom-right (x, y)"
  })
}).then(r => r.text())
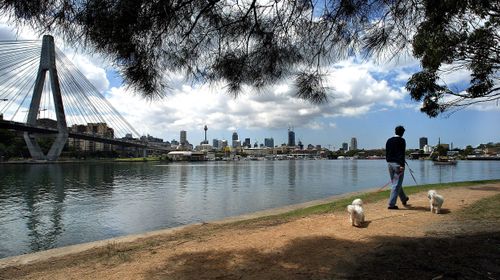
top-left (377, 172), bottom-right (401, 192)
top-left (405, 161), bottom-right (419, 186)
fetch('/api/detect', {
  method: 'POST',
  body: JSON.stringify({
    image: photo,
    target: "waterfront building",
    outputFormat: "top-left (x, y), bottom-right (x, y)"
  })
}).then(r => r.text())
top-left (195, 143), bottom-right (212, 152)
top-left (419, 137), bottom-right (428, 150)
top-left (264, 137), bottom-right (274, 148)
top-left (288, 127), bottom-right (296, 147)
top-left (68, 122), bottom-right (114, 152)
top-left (243, 147), bottom-right (271, 156)
top-left (350, 137), bottom-right (358, 151)
top-left (167, 151), bottom-right (206, 161)
top-left (232, 131), bottom-right (238, 141)
top-left (423, 144), bottom-right (432, 153)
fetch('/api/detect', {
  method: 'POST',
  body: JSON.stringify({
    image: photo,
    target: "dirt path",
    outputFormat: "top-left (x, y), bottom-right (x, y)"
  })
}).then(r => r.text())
top-left (1, 183), bottom-right (499, 280)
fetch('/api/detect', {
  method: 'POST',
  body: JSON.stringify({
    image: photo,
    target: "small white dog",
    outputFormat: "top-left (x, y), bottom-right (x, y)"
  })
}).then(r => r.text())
top-left (427, 190), bottom-right (444, 214)
top-left (347, 198), bottom-right (365, 227)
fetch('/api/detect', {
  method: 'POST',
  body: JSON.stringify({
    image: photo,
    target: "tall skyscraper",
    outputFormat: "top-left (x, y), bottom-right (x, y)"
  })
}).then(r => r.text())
top-left (180, 130), bottom-right (187, 145)
top-left (288, 127), bottom-right (295, 146)
top-left (419, 137), bottom-right (428, 150)
top-left (264, 137), bottom-right (274, 148)
top-left (350, 137), bottom-right (358, 151)
top-left (231, 131), bottom-right (240, 148)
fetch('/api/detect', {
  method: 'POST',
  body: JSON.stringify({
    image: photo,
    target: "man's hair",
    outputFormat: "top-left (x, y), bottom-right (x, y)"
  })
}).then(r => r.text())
top-left (395, 125), bottom-right (405, 136)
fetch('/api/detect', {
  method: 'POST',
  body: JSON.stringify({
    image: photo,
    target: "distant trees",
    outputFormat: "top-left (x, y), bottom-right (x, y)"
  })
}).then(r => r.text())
top-left (1, 0), bottom-right (498, 116)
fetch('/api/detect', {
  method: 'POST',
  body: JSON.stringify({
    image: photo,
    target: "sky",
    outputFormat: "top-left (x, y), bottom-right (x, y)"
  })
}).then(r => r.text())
top-left (0, 18), bottom-right (498, 150)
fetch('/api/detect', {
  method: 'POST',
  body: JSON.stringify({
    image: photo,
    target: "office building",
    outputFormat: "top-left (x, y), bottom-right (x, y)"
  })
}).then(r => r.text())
top-left (244, 138), bottom-right (251, 148)
top-left (180, 130), bottom-right (187, 145)
top-left (212, 139), bottom-right (219, 149)
top-left (350, 137), bottom-right (358, 151)
top-left (68, 123), bottom-right (114, 152)
top-left (419, 137), bottom-right (428, 150)
top-left (288, 127), bottom-right (296, 146)
top-left (264, 137), bottom-right (274, 148)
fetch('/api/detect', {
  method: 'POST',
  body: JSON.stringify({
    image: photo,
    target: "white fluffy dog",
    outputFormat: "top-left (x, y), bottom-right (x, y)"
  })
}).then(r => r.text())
top-left (427, 190), bottom-right (444, 214)
top-left (347, 198), bottom-right (365, 227)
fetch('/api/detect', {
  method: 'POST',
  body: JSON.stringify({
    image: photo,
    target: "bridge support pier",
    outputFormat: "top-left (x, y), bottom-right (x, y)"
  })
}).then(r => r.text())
top-left (23, 35), bottom-right (68, 161)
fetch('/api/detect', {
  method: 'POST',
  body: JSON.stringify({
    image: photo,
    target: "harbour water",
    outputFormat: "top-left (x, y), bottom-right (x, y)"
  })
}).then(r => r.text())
top-left (1, 159), bottom-right (499, 258)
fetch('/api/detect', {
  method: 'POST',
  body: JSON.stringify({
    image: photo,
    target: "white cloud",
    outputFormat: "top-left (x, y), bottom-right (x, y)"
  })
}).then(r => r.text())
top-left (104, 58), bottom-right (410, 139)
top-left (439, 64), bottom-right (471, 86)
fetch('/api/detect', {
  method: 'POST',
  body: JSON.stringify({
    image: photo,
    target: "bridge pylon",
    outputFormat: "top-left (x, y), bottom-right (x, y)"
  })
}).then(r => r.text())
top-left (23, 35), bottom-right (68, 161)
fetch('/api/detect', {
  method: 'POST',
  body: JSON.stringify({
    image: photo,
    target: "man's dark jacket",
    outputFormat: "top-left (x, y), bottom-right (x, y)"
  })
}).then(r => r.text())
top-left (386, 136), bottom-right (406, 167)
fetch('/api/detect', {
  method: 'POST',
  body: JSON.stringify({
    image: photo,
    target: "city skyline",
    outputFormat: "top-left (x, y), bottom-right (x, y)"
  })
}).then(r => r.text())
top-left (155, 127), bottom-right (488, 152)
top-left (0, 18), bottom-right (498, 150)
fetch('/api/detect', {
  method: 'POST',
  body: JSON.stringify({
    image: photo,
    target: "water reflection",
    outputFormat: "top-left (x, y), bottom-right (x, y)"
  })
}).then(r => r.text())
top-left (24, 165), bottom-right (65, 252)
top-left (179, 164), bottom-right (188, 196)
top-left (264, 162), bottom-right (275, 186)
top-left (0, 163), bottom-right (117, 257)
top-left (351, 160), bottom-right (358, 186)
top-left (288, 160), bottom-right (296, 190)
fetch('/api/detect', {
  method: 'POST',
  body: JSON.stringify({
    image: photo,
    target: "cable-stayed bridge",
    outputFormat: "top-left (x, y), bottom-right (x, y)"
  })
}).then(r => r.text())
top-left (0, 35), bottom-right (167, 160)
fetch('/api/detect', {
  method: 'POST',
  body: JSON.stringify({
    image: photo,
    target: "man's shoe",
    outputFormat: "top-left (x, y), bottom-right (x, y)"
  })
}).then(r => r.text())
top-left (402, 197), bottom-right (409, 206)
top-left (388, 205), bottom-right (399, 210)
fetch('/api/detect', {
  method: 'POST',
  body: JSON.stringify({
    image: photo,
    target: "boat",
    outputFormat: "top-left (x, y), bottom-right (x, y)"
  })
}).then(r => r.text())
top-left (433, 157), bottom-right (457, 165)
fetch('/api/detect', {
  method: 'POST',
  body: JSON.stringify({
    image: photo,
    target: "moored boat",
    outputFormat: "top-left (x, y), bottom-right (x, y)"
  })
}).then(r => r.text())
top-left (433, 157), bottom-right (457, 165)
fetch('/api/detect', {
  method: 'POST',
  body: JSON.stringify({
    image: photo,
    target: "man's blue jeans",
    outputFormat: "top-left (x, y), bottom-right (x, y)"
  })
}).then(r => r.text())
top-left (388, 162), bottom-right (407, 207)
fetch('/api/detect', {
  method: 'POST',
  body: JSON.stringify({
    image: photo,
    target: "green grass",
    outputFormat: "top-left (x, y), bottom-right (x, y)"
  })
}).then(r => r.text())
top-left (225, 179), bottom-right (500, 228)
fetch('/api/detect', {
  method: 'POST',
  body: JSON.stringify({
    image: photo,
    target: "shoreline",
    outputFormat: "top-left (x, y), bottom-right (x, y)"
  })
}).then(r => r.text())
top-left (1, 179), bottom-right (498, 269)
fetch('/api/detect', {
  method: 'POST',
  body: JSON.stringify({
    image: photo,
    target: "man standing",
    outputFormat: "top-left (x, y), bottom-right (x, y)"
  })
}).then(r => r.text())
top-left (386, 125), bottom-right (409, 209)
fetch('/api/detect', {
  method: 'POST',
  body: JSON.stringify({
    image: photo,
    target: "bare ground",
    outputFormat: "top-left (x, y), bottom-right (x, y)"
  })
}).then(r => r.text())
top-left (1, 183), bottom-right (499, 280)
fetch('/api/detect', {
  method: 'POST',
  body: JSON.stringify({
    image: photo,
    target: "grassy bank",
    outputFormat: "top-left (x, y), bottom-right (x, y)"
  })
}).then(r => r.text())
top-left (114, 157), bottom-right (163, 162)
